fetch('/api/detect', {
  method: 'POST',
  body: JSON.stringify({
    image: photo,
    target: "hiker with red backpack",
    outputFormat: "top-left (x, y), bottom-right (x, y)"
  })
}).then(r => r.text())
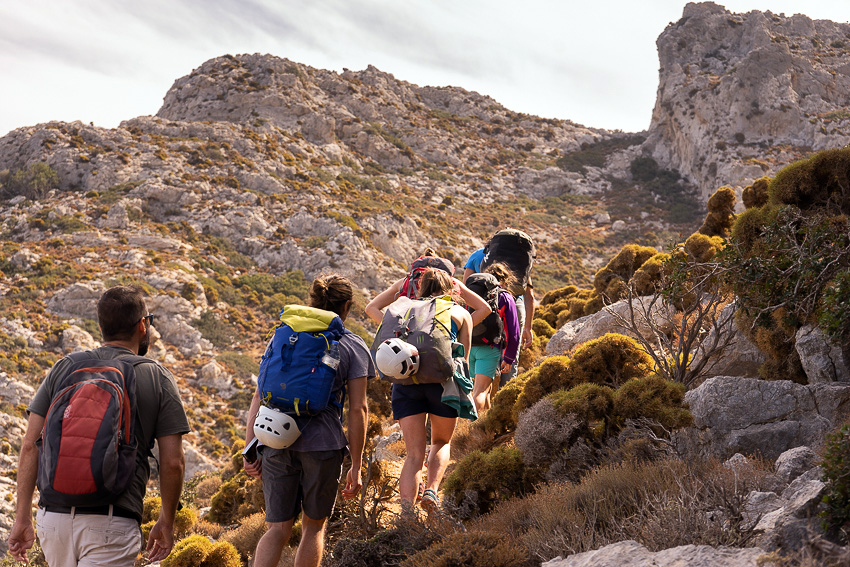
top-left (466, 263), bottom-right (521, 413)
top-left (464, 228), bottom-right (536, 387)
top-left (243, 274), bottom-right (373, 567)
top-left (367, 268), bottom-right (488, 516)
top-left (9, 286), bottom-right (190, 566)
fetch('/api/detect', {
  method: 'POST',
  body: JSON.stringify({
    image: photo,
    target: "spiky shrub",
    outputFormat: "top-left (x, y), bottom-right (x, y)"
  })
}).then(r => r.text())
top-left (550, 382), bottom-right (616, 428)
top-left (564, 333), bottom-right (653, 388)
top-left (514, 398), bottom-right (582, 468)
top-left (768, 147), bottom-right (850, 215)
top-left (161, 535), bottom-right (213, 567)
top-left (593, 244), bottom-right (658, 301)
top-left (206, 471), bottom-right (264, 524)
top-left (442, 446), bottom-right (538, 518)
top-left (723, 164), bottom-right (850, 383)
top-left (698, 186), bottom-right (736, 237)
top-left (531, 317), bottom-right (556, 339)
top-left (821, 423), bottom-right (850, 542)
top-left (513, 356), bottom-right (571, 416)
top-left (476, 369), bottom-right (534, 435)
top-left (200, 542), bottom-right (241, 567)
top-left (630, 252), bottom-right (670, 296)
top-left (742, 176), bottom-right (770, 209)
top-left (540, 285), bottom-right (579, 306)
top-left (612, 376), bottom-right (692, 430)
top-left (329, 517), bottom-right (442, 567)
top-left (142, 496), bottom-right (162, 523)
top-left (174, 506), bottom-right (199, 538)
top-left (400, 530), bottom-right (534, 567)
top-left (683, 232), bottom-right (724, 263)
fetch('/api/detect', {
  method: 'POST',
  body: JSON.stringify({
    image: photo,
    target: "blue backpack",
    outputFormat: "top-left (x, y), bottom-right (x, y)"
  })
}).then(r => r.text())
top-left (257, 305), bottom-right (346, 416)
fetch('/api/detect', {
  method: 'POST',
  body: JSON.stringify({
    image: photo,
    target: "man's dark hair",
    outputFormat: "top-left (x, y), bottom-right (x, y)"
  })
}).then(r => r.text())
top-left (98, 286), bottom-right (147, 341)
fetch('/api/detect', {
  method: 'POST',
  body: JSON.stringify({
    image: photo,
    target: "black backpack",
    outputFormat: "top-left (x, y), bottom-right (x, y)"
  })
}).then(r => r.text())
top-left (37, 351), bottom-right (148, 507)
top-left (466, 272), bottom-right (506, 348)
top-left (479, 229), bottom-right (535, 297)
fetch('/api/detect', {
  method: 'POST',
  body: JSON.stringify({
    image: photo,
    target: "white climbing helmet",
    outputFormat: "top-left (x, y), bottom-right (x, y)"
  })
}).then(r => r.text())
top-left (375, 337), bottom-right (420, 379)
top-left (253, 405), bottom-right (301, 449)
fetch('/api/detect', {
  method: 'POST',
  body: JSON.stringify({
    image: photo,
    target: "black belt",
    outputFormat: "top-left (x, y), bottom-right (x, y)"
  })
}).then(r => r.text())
top-left (42, 505), bottom-right (140, 523)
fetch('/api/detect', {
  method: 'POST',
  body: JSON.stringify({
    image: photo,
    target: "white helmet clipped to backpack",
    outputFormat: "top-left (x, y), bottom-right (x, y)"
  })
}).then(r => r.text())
top-left (253, 405), bottom-right (301, 449)
top-left (375, 337), bottom-right (420, 379)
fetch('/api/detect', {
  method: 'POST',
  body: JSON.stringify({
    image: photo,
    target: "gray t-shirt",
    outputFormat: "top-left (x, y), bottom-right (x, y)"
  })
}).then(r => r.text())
top-left (29, 346), bottom-right (190, 521)
top-left (285, 332), bottom-right (376, 452)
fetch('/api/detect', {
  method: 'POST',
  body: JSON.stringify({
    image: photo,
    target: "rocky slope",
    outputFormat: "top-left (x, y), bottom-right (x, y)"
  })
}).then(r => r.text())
top-left (644, 1), bottom-right (850, 198)
top-left (3, 3), bottom-right (850, 562)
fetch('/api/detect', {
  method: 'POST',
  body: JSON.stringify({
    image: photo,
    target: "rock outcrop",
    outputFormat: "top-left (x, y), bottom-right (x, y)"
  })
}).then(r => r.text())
top-left (644, 2), bottom-right (850, 198)
top-left (542, 540), bottom-right (767, 567)
top-left (674, 376), bottom-right (850, 460)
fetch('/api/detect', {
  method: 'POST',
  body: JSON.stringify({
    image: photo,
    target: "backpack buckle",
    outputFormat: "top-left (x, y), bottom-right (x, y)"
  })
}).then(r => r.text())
top-left (289, 335), bottom-right (298, 345)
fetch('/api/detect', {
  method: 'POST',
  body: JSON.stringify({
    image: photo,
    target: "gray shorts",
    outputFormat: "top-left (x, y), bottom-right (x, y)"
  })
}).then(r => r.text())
top-left (260, 448), bottom-right (345, 523)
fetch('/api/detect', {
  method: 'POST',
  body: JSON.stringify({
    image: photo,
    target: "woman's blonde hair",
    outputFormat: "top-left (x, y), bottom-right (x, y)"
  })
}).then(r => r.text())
top-left (309, 274), bottom-right (354, 316)
top-left (421, 247), bottom-right (438, 257)
top-left (417, 268), bottom-right (455, 300)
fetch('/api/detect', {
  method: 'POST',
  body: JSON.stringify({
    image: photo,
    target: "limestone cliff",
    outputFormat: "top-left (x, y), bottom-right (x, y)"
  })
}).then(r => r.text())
top-left (644, 2), bottom-right (850, 198)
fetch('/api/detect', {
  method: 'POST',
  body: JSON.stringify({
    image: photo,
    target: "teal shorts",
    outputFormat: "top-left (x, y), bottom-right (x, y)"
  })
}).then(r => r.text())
top-left (469, 345), bottom-right (501, 379)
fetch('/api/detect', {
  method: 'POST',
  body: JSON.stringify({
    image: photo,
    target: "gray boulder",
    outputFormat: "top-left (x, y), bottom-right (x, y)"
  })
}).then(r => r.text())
top-left (795, 324), bottom-right (850, 384)
top-left (545, 297), bottom-right (674, 356)
top-left (0, 374), bottom-right (36, 408)
top-left (196, 360), bottom-right (236, 399)
top-left (674, 376), bottom-right (850, 460)
top-left (47, 280), bottom-right (105, 319)
top-left (542, 540), bottom-right (767, 567)
top-left (774, 446), bottom-right (818, 485)
top-left (691, 303), bottom-right (765, 380)
top-left (59, 325), bottom-right (99, 353)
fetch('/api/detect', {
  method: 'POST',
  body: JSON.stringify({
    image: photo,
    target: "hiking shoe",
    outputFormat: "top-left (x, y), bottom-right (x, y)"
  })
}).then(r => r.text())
top-left (421, 488), bottom-right (440, 515)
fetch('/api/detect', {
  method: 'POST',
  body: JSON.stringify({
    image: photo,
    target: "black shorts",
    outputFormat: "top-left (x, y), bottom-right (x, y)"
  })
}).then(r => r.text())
top-left (260, 448), bottom-right (345, 523)
top-left (391, 383), bottom-right (458, 420)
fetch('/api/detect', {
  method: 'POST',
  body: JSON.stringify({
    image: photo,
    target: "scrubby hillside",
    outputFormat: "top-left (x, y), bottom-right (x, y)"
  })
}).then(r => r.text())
top-left (3, 3), bottom-right (850, 566)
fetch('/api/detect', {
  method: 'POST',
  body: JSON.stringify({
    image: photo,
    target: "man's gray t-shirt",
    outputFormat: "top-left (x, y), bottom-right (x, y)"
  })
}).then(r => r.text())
top-left (29, 345), bottom-right (190, 521)
top-left (284, 332), bottom-right (376, 453)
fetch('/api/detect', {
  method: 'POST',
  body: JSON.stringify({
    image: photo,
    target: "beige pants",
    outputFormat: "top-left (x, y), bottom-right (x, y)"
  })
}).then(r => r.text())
top-left (36, 508), bottom-right (141, 567)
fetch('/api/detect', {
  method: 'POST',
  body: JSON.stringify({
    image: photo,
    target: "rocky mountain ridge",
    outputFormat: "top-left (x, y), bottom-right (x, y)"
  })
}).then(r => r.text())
top-left (645, 1), bottom-right (850, 197)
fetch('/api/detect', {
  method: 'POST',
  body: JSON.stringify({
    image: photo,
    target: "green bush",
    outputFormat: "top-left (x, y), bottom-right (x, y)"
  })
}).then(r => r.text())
top-left (0, 162), bottom-right (59, 200)
top-left (442, 446), bottom-right (537, 517)
top-left (200, 542), bottom-right (241, 567)
top-left (476, 369), bottom-right (533, 435)
top-left (822, 423), bottom-right (850, 541)
top-left (699, 186), bottom-right (736, 238)
top-left (742, 176), bottom-right (770, 209)
top-left (564, 333), bottom-right (653, 388)
top-left (768, 147), bottom-right (850, 215)
top-left (613, 376), bottom-right (692, 430)
top-left (550, 383), bottom-right (616, 427)
top-left (191, 311), bottom-right (236, 348)
top-left (162, 535), bottom-right (213, 567)
top-left (513, 356), bottom-right (571, 416)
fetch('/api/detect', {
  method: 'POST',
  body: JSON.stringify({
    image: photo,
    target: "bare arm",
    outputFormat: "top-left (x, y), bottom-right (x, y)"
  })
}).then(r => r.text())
top-left (8, 412), bottom-right (44, 562)
top-left (342, 377), bottom-right (368, 499)
top-left (455, 279), bottom-right (492, 326)
top-left (243, 389), bottom-right (262, 479)
top-left (462, 268), bottom-right (474, 282)
top-left (453, 306), bottom-right (473, 361)
top-left (522, 284), bottom-right (535, 348)
top-left (146, 434), bottom-right (185, 563)
top-left (364, 279), bottom-right (404, 324)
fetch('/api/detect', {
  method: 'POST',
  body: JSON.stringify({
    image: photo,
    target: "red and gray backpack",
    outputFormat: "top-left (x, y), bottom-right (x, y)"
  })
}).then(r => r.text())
top-left (37, 351), bottom-right (148, 507)
top-left (396, 256), bottom-right (456, 299)
top-left (465, 272), bottom-right (507, 348)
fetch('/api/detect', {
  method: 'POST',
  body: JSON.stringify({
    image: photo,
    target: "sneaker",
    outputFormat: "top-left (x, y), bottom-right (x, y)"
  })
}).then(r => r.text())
top-left (420, 488), bottom-right (440, 515)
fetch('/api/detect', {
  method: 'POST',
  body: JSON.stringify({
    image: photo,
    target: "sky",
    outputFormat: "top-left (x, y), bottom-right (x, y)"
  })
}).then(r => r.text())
top-left (1, 1), bottom-right (850, 138)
